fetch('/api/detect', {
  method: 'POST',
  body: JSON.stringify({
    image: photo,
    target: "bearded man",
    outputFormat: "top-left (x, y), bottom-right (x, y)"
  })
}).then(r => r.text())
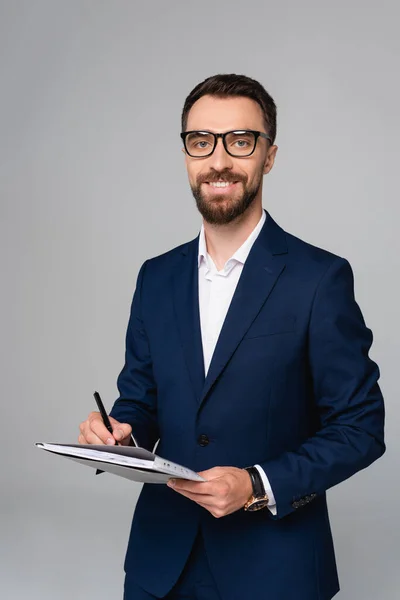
top-left (79, 73), bottom-right (385, 600)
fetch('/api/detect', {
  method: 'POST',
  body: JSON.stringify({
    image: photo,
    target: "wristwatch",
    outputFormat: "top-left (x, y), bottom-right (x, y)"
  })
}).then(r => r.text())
top-left (243, 466), bottom-right (270, 512)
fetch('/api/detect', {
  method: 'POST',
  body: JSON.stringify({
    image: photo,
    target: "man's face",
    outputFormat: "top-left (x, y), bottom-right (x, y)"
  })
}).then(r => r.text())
top-left (183, 95), bottom-right (278, 225)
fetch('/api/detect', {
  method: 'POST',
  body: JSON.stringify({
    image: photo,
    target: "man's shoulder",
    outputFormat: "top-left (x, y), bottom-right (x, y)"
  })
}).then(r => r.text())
top-left (286, 228), bottom-right (344, 260)
top-left (265, 213), bottom-right (352, 287)
top-left (282, 223), bottom-right (347, 273)
top-left (143, 235), bottom-right (198, 273)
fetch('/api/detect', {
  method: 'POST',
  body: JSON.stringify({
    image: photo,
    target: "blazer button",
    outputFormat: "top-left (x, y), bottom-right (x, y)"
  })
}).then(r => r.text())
top-left (198, 434), bottom-right (209, 447)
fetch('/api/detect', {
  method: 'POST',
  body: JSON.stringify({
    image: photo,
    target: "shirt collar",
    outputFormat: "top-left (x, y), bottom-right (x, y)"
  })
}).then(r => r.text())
top-left (198, 209), bottom-right (266, 270)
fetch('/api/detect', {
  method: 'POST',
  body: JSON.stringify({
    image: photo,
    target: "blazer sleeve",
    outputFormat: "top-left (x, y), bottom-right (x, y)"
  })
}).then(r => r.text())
top-left (109, 260), bottom-right (159, 451)
top-left (259, 257), bottom-right (386, 520)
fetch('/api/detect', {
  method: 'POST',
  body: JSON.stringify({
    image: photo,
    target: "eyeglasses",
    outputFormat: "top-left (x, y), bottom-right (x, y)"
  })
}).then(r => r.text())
top-left (180, 129), bottom-right (272, 158)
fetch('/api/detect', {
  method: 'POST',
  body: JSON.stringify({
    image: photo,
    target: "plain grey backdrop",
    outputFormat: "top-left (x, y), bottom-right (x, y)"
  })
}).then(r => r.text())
top-left (1, 1), bottom-right (399, 598)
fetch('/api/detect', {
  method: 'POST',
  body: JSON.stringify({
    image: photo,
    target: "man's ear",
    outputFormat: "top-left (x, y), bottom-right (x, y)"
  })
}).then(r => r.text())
top-left (263, 145), bottom-right (278, 175)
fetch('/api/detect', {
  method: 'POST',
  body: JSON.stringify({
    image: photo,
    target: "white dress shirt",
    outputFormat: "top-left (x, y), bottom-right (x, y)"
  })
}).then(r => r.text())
top-left (198, 209), bottom-right (277, 514)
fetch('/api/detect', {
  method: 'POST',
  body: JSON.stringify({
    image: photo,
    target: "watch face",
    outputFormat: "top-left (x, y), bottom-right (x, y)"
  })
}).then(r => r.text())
top-left (246, 498), bottom-right (270, 511)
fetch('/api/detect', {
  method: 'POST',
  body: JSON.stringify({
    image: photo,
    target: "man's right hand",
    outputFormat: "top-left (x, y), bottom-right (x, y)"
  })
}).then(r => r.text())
top-left (78, 412), bottom-right (133, 446)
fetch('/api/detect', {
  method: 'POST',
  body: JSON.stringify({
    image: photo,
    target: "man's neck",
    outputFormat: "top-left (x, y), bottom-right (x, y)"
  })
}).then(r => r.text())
top-left (203, 202), bottom-right (263, 271)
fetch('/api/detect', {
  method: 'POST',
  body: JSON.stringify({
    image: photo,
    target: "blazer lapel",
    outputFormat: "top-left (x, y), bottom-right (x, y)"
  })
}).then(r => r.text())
top-left (172, 238), bottom-right (205, 402)
top-left (199, 211), bottom-right (288, 408)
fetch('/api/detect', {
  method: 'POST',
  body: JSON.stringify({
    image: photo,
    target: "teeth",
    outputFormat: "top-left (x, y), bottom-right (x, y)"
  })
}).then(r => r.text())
top-left (209, 181), bottom-right (233, 187)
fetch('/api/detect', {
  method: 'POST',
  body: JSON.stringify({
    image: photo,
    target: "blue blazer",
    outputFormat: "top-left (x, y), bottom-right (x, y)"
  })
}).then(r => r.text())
top-left (110, 210), bottom-right (385, 600)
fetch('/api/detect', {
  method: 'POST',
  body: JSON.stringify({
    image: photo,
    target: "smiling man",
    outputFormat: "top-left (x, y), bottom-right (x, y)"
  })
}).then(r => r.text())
top-left (79, 74), bottom-right (385, 600)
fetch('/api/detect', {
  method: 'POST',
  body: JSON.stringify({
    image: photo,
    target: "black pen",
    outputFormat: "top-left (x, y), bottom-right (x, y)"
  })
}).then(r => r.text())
top-left (93, 391), bottom-right (120, 445)
top-left (93, 391), bottom-right (137, 447)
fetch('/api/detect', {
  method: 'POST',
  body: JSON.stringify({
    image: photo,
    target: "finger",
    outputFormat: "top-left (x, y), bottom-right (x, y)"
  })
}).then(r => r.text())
top-left (109, 419), bottom-right (132, 442)
top-left (89, 417), bottom-right (118, 445)
top-left (168, 479), bottom-right (213, 495)
top-left (84, 429), bottom-right (109, 445)
top-left (181, 493), bottom-right (232, 518)
top-left (168, 486), bottom-right (216, 504)
top-left (170, 491), bottom-right (228, 518)
top-left (170, 490), bottom-right (216, 508)
top-left (171, 488), bottom-right (215, 501)
top-left (79, 420), bottom-right (100, 444)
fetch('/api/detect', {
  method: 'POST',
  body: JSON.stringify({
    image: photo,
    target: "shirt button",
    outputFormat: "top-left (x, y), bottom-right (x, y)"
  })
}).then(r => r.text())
top-left (197, 434), bottom-right (209, 447)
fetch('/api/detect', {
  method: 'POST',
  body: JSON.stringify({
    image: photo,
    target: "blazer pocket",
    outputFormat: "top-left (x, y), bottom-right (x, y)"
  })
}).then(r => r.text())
top-left (244, 315), bottom-right (297, 339)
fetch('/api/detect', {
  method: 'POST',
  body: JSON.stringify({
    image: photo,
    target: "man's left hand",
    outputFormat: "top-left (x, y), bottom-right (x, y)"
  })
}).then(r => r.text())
top-left (167, 466), bottom-right (252, 518)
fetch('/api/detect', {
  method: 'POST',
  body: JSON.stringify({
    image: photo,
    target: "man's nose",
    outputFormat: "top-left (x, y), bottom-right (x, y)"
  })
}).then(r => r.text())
top-left (207, 137), bottom-right (234, 171)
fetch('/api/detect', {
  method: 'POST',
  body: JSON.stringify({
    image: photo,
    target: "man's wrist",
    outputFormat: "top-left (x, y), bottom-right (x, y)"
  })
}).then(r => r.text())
top-left (243, 466), bottom-right (270, 511)
top-left (242, 467), bottom-right (254, 499)
top-left (244, 466), bottom-right (266, 496)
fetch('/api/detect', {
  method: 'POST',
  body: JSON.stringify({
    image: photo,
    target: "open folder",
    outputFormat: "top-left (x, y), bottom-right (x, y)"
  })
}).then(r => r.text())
top-left (36, 443), bottom-right (206, 484)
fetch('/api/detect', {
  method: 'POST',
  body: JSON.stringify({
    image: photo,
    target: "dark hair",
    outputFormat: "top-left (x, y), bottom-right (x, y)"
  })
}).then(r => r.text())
top-left (181, 73), bottom-right (277, 144)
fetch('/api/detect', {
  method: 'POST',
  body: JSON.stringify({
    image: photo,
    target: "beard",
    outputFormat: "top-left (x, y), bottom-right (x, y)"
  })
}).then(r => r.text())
top-left (190, 167), bottom-right (263, 225)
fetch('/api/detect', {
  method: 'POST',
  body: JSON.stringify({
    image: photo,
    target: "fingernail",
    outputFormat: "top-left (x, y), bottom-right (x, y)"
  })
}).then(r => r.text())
top-left (106, 437), bottom-right (115, 445)
top-left (168, 479), bottom-right (176, 487)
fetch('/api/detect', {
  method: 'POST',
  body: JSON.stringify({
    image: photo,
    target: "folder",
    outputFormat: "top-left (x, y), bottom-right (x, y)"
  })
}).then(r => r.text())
top-left (36, 442), bottom-right (206, 484)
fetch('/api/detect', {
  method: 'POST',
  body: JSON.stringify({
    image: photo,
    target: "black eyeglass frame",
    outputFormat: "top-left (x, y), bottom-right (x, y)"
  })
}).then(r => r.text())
top-left (180, 129), bottom-right (273, 158)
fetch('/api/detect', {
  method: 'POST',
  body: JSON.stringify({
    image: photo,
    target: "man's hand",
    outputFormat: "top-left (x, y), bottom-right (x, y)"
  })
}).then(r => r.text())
top-left (167, 466), bottom-right (253, 518)
top-left (78, 411), bottom-right (132, 446)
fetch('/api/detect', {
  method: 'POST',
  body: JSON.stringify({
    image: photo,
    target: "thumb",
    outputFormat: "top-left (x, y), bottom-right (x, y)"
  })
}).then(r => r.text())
top-left (111, 422), bottom-right (132, 441)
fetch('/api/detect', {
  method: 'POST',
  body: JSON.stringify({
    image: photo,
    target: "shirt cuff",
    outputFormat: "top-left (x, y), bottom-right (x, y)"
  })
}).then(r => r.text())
top-left (254, 464), bottom-right (277, 515)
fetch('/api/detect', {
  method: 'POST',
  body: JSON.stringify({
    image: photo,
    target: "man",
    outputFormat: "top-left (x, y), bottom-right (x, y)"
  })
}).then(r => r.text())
top-left (79, 74), bottom-right (385, 600)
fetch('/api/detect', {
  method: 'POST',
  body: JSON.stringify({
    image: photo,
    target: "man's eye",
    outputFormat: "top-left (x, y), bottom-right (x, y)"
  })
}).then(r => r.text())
top-left (234, 139), bottom-right (250, 147)
top-left (195, 140), bottom-right (211, 148)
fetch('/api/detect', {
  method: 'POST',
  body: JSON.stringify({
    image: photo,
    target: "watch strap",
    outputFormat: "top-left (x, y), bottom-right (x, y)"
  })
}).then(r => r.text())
top-left (244, 466), bottom-right (265, 498)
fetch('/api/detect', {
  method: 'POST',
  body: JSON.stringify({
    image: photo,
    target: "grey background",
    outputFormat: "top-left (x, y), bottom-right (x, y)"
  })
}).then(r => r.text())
top-left (1, 1), bottom-right (398, 598)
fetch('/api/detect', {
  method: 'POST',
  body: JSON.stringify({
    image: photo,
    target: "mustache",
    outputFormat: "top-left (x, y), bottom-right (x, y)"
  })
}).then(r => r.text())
top-left (197, 171), bottom-right (246, 185)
